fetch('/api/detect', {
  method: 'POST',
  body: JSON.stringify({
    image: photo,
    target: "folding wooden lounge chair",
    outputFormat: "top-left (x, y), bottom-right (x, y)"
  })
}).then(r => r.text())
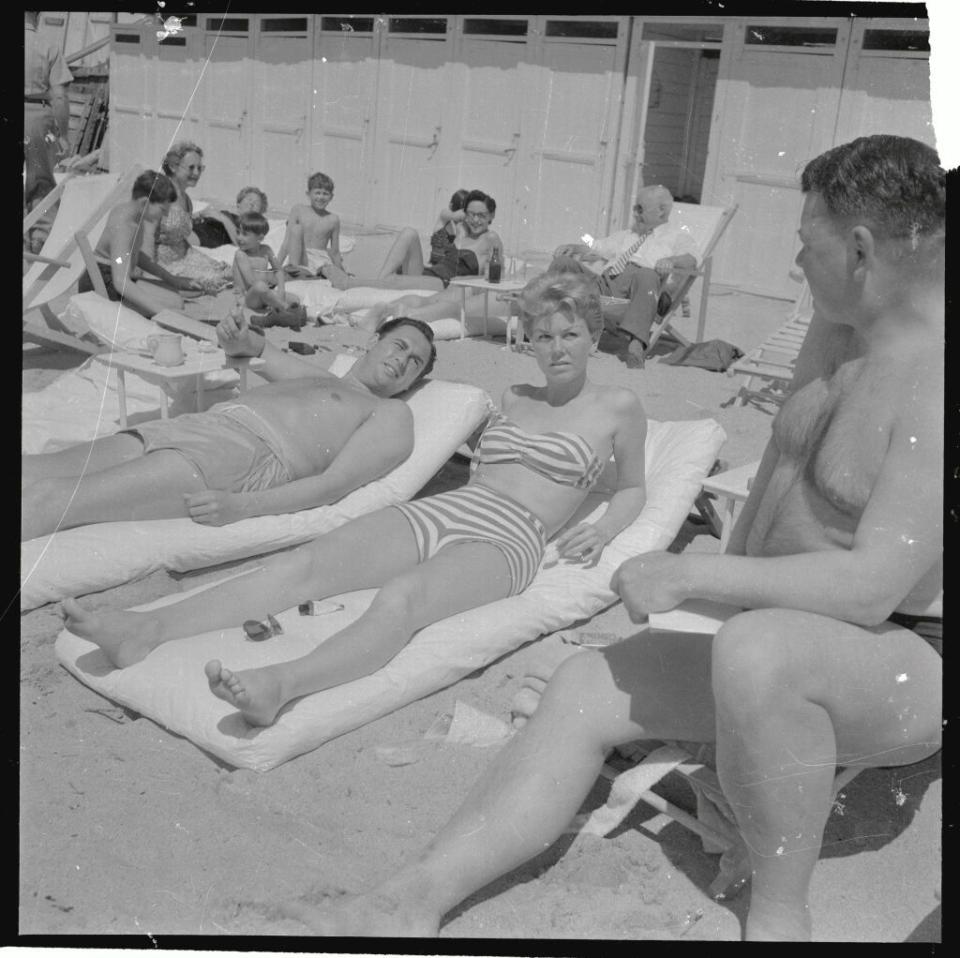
top-left (728, 281), bottom-right (813, 407)
top-left (644, 202), bottom-right (739, 352)
top-left (23, 166), bottom-right (142, 355)
top-left (585, 739), bottom-right (862, 899)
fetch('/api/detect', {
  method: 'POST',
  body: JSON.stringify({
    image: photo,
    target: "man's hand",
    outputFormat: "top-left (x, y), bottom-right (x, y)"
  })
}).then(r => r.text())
top-left (184, 490), bottom-right (249, 526)
top-left (554, 243), bottom-right (590, 259)
top-left (554, 523), bottom-right (606, 566)
top-left (612, 552), bottom-right (691, 621)
top-left (216, 309), bottom-right (264, 357)
top-left (654, 257), bottom-right (675, 279)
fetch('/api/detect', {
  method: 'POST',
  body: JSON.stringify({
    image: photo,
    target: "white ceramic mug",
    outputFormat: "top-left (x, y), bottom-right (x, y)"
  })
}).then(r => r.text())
top-left (146, 333), bottom-right (184, 366)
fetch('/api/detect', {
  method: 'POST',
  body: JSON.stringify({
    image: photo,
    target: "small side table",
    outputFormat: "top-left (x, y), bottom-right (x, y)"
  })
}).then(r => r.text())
top-left (448, 276), bottom-right (526, 341)
top-left (700, 460), bottom-right (758, 553)
top-left (94, 344), bottom-right (265, 429)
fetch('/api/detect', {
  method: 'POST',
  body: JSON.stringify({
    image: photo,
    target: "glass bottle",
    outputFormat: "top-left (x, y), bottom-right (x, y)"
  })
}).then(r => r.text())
top-left (487, 246), bottom-right (502, 284)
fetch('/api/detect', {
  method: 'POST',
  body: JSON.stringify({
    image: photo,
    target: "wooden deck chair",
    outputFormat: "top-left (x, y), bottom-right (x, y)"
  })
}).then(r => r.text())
top-left (581, 740), bottom-right (862, 899)
top-left (23, 166), bottom-right (142, 355)
top-left (645, 202), bottom-right (739, 352)
top-left (728, 281), bottom-right (813, 407)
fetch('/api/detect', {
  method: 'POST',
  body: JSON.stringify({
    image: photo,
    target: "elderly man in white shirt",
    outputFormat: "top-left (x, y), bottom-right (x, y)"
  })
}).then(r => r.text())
top-left (553, 184), bottom-right (698, 368)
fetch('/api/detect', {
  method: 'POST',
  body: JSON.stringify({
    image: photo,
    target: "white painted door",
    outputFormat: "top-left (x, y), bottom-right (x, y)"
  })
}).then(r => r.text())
top-left (834, 18), bottom-right (934, 148)
top-left (705, 20), bottom-right (850, 298)
top-left (447, 17), bottom-right (532, 251)
top-left (109, 24), bottom-right (152, 172)
top-left (372, 16), bottom-right (455, 230)
top-left (149, 27), bottom-right (204, 164)
top-left (198, 16), bottom-right (254, 202)
top-left (250, 15), bottom-right (313, 213)
top-left (311, 17), bottom-right (381, 227)
top-left (518, 17), bottom-right (628, 254)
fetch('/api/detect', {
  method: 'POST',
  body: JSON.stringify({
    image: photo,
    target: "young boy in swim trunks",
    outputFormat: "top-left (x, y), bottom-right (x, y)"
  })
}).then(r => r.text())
top-left (232, 211), bottom-right (301, 314)
top-left (277, 172), bottom-right (344, 278)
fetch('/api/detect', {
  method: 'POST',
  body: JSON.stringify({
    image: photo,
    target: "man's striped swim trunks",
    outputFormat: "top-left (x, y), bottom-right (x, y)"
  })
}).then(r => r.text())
top-left (391, 484), bottom-right (547, 596)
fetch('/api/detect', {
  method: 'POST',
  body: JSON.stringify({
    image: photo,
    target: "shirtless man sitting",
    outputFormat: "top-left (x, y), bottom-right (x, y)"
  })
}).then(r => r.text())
top-left (277, 134), bottom-right (943, 942)
top-left (77, 170), bottom-right (204, 317)
top-left (21, 316), bottom-right (436, 541)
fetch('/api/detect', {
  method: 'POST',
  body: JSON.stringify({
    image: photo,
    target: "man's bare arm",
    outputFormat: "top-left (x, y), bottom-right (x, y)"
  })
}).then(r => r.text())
top-left (216, 313), bottom-right (341, 382)
top-left (186, 401), bottom-right (415, 524)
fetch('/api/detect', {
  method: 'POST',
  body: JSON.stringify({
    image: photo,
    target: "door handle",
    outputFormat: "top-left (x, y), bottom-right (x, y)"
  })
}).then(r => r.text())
top-left (503, 132), bottom-right (520, 158)
top-left (428, 125), bottom-right (441, 151)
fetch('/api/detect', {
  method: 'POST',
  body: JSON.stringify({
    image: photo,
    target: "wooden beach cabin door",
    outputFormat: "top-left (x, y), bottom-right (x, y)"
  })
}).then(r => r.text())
top-left (704, 20), bottom-right (850, 298)
top-left (311, 16), bottom-right (381, 227)
top-left (148, 26), bottom-right (204, 164)
top-left (517, 17), bottom-right (628, 255)
top-left (833, 18), bottom-right (933, 148)
top-left (198, 14), bottom-right (254, 202)
top-left (447, 16), bottom-right (531, 252)
top-left (250, 15), bottom-right (313, 213)
top-left (109, 23), bottom-right (152, 172)
top-left (371, 16), bottom-right (456, 230)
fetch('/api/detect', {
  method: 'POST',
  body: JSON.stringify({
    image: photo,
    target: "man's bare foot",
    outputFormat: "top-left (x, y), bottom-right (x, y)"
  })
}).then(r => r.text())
top-left (204, 660), bottom-right (286, 727)
top-left (279, 890), bottom-right (439, 937)
top-left (62, 597), bottom-right (164, 669)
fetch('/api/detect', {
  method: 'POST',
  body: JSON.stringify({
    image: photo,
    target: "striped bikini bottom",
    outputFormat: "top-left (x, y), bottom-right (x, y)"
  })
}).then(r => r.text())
top-left (391, 484), bottom-right (547, 596)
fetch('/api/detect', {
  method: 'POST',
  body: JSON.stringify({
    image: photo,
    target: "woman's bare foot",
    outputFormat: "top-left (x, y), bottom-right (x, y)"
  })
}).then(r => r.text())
top-left (278, 890), bottom-right (440, 937)
top-left (62, 597), bottom-right (164, 669)
top-left (204, 660), bottom-right (286, 726)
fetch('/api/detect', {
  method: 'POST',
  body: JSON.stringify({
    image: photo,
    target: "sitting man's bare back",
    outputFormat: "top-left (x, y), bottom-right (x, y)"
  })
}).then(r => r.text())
top-left (21, 316), bottom-right (436, 540)
top-left (78, 169), bottom-right (204, 317)
top-left (273, 135), bottom-right (943, 942)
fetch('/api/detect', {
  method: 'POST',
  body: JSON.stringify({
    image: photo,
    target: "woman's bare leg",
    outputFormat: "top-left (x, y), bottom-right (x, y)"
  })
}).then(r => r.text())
top-left (22, 447), bottom-right (206, 541)
top-left (279, 628), bottom-right (717, 935)
top-left (206, 539), bottom-right (517, 725)
top-left (62, 507), bottom-right (420, 668)
top-left (377, 228), bottom-right (425, 278)
top-left (712, 609), bottom-right (943, 941)
top-left (22, 433), bottom-right (146, 483)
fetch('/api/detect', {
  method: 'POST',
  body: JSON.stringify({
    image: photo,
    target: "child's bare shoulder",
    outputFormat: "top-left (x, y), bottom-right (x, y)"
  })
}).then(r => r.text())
top-left (288, 203), bottom-right (314, 222)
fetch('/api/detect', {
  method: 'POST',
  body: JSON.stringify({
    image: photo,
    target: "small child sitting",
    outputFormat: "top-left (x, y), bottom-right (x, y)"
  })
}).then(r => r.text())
top-left (277, 171), bottom-right (344, 278)
top-left (232, 211), bottom-right (302, 316)
top-left (194, 186), bottom-right (269, 248)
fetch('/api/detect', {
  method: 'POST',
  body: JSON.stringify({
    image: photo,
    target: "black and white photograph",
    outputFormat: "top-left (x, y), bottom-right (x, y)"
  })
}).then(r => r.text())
top-left (20, 2), bottom-right (945, 946)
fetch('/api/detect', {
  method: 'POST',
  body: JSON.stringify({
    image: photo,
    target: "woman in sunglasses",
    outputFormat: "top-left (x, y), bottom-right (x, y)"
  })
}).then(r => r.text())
top-left (325, 189), bottom-right (502, 294)
top-left (142, 140), bottom-right (233, 295)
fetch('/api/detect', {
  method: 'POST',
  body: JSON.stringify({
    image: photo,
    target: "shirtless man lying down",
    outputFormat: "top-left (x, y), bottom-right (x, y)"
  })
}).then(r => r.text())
top-left (22, 316), bottom-right (436, 540)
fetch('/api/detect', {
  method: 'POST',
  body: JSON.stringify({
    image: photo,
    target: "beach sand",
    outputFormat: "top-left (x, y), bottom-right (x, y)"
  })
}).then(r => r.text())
top-left (19, 289), bottom-right (940, 944)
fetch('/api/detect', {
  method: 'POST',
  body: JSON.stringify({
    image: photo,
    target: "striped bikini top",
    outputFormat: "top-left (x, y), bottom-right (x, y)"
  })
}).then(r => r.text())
top-left (471, 412), bottom-right (605, 490)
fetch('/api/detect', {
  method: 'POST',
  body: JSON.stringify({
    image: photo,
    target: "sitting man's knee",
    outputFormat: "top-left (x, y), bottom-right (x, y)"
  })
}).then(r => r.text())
top-left (712, 609), bottom-right (794, 705)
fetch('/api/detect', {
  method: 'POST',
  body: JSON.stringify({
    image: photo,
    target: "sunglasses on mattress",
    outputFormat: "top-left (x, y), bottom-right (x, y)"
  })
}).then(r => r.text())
top-left (243, 613), bottom-right (285, 642)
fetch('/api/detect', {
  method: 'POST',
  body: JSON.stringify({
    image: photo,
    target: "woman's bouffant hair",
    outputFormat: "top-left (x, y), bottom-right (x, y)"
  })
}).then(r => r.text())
top-left (518, 269), bottom-right (603, 337)
top-left (161, 141), bottom-right (204, 177)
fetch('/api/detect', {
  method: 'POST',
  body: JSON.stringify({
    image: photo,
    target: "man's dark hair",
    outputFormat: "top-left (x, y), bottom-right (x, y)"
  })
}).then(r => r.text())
top-left (464, 189), bottom-right (496, 218)
top-left (801, 135), bottom-right (944, 241)
top-left (132, 170), bottom-right (177, 204)
top-left (238, 211), bottom-right (270, 237)
top-left (377, 316), bottom-right (437, 381)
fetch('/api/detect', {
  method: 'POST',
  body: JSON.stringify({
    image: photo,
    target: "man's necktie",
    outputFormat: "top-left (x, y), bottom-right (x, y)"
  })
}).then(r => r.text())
top-left (604, 232), bottom-right (648, 278)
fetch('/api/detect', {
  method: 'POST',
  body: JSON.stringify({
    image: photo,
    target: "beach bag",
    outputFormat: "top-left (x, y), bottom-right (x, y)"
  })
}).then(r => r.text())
top-left (661, 339), bottom-right (744, 372)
